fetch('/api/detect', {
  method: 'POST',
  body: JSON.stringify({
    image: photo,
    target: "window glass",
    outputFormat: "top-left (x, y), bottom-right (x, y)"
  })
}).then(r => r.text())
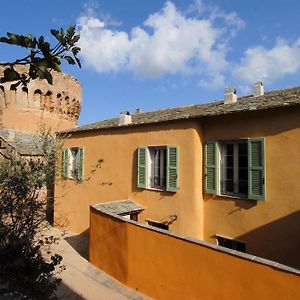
top-left (63, 147), bottom-right (83, 180)
top-left (149, 147), bottom-right (167, 189)
top-left (224, 143), bottom-right (234, 193)
top-left (147, 220), bottom-right (169, 230)
top-left (217, 236), bottom-right (246, 253)
top-left (70, 148), bottom-right (78, 178)
top-left (238, 143), bottom-right (248, 194)
top-left (221, 141), bottom-right (248, 197)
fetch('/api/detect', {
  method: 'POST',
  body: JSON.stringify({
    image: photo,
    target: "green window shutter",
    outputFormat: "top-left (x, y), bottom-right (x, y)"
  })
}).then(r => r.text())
top-left (166, 146), bottom-right (178, 192)
top-left (137, 147), bottom-right (147, 188)
top-left (248, 139), bottom-right (265, 200)
top-left (205, 142), bottom-right (218, 194)
top-left (63, 148), bottom-right (69, 178)
top-left (76, 148), bottom-right (84, 181)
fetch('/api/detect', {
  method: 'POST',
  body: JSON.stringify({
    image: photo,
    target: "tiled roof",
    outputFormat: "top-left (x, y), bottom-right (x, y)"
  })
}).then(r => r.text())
top-left (0, 129), bottom-right (50, 156)
top-left (64, 86), bottom-right (300, 134)
top-left (92, 199), bottom-right (144, 215)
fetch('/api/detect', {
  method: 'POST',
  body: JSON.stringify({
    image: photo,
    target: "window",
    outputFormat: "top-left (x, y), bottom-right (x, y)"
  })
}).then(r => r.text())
top-left (216, 236), bottom-right (246, 253)
top-left (137, 146), bottom-right (178, 192)
top-left (147, 220), bottom-right (169, 230)
top-left (149, 147), bottom-right (167, 189)
top-left (62, 148), bottom-right (84, 181)
top-left (122, 213), bottom-right (138, 221)
top-left (205, 139), bottom-right (265, 200)
top-left (221, 141), bottom-right (248, 197)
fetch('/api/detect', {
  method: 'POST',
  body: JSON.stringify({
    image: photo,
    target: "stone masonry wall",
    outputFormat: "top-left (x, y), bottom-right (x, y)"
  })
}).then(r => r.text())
top-left (0, 66), bottom-right (82, 133)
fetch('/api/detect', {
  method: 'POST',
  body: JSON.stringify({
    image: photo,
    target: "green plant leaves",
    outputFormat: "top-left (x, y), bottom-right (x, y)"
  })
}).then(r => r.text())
top-left (0, 25), bottom-right (81, 86)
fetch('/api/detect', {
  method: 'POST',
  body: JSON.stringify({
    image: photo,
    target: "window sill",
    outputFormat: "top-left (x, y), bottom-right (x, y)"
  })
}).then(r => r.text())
top-left (216, 193), bottom-right (251, 200)
top-left (63, 176), bottom-right (74, 180)
top-left (145, 187), bottom-right (166, 192)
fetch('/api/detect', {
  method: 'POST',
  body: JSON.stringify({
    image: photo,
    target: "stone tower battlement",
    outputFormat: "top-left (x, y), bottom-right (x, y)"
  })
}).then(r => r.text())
top-left (0, 65), bottom-right (82, 133)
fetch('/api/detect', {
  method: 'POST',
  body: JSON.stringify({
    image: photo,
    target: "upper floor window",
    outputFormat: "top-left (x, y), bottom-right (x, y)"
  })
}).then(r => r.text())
top-left (149, 147), bottom-right (167, 189)
top-left (62, 147), bottom-right (84, 181)
top-left (137, 145), bottom-right (178, 192)
top-left (221, 141), bottom-right (248, 197)
top-left (205, 139), bottom-right (265, 200)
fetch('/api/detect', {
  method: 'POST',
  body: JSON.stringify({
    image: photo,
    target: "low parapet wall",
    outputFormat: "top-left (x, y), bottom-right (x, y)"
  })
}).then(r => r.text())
top-left (90, 205), bottom-right (300, 300)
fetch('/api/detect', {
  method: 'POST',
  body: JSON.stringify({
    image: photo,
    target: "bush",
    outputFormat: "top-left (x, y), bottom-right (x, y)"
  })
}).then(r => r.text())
top-left (0, 135), bottom-right (64, 299)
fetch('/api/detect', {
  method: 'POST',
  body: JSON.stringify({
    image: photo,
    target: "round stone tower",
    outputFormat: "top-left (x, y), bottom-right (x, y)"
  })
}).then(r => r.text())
top-left (0, 65), bottom-right (82, 133)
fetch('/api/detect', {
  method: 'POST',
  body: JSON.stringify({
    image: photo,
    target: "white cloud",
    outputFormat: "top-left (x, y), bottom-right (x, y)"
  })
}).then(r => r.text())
top-left (198, 73), bottom-right (225, 90)
top-left (77, 1), bottom-right (244, 83)
top-left (235, 38), bottom-right (300, 84)
top-left (186, 0), bottom-right (205, 15)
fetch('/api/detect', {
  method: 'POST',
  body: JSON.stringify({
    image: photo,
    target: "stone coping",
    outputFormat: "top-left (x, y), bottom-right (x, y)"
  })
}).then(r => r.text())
top-left (92, 199), bottom-right (144, 216)
top-left (91, 202), bottom-right (300, 276)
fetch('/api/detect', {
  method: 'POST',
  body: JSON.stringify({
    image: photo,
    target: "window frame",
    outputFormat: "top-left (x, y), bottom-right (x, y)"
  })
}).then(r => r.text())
top-left (219, 140), bottom-right (248, 198)
top-left (205, 138), bottom-right (265, 201)
top-left (137, 145), bottom-right (178, 192)
top-left (62, 147), bottom-right (84, 181)
top-left (147, 220), bottom-right (169, 230)
top-left (216, 235), bottom-right (246, 253)
top-left (148, 146), bottom-right (167, 190)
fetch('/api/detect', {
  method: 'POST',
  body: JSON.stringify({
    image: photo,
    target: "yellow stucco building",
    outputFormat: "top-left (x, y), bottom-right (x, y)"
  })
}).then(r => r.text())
top-left (55, 84), bottom-right (300, 269)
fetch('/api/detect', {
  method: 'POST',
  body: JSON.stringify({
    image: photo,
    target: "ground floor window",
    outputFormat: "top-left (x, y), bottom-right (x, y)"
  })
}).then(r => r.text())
top-left (147, 220), bottom-right (169, 230)
top-left (216, 236), bottom-right (246, 253)
top-left (122, 213), bottom-right (138, 221)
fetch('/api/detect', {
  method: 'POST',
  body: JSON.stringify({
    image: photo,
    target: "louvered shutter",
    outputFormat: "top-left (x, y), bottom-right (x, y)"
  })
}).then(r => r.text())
top-left (205, 142), bottom-right (218, 194)
top-left (63, 148), bottom-right (69, 178)
top-left (248, 139), bottom-right (265, 200)
top-left (137, 147), bottom-right (147, 188)
top-left (167, 146), bottom-right (178, 192)
top-left (76, 148), bottom-right (84, 181)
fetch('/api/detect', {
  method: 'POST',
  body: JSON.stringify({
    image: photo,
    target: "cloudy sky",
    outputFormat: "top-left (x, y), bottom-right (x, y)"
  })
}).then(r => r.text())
top-left (1, 0), bottom-right (300, 125)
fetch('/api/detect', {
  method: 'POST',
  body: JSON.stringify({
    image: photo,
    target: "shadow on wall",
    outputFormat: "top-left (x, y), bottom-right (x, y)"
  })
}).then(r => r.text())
top-left (55, 281), bottom-right (85, 299)
top-left (64, 229), bottom-right (90, 260)
top-left (202, 106), bottom-right (300, 140)
top-left (236, 210), bottom-right (300, 269)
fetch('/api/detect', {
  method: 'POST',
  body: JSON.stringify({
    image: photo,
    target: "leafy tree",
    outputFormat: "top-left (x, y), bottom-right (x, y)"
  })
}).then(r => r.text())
top-left (0, 130), bottom-right (65, 299)
top-left (0, 26), bottom-right (81, 298)
top-left (0, 26), bottom-right (81, 87)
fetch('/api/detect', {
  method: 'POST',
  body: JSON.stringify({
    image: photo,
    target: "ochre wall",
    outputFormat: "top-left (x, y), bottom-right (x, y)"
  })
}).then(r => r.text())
top-left (55, 120), bottom-right (204, 239)
top-left (55, 106), bottom-right (300, 268)
top-left (203, 107), bottom-right (300, 268)
top-left (90, 208), bottom-right (300, 300)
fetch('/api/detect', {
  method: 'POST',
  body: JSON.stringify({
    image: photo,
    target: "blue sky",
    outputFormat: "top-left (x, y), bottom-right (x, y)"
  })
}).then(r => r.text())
top-left (1, 0), bottom-right (300, 125)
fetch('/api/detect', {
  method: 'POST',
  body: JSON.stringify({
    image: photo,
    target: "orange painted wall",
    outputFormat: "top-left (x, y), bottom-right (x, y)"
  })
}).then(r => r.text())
top-left (55, 106), bottom-right (300, 268)
top-left (203, 107), bottom-right (300, 268)
top-left (55, 120), bottom-right (204, 239)
top-left (90, 208), bottom-right (300, 300)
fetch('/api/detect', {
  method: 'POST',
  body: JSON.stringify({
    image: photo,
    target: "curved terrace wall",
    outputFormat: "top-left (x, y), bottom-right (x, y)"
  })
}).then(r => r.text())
top-left (90, 206), bottom-right (300, 300)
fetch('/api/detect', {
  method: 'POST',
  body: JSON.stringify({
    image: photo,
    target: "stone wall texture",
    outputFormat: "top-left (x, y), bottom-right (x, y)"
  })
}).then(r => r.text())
top-left (0, 65), bottom-right (82, 133)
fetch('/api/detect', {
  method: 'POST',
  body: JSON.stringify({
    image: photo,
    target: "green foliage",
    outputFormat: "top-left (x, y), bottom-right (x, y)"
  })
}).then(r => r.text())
top-left (0, 131), bottom-right (65, 299)
top-left (0, 25), bottom-right (81, 86)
